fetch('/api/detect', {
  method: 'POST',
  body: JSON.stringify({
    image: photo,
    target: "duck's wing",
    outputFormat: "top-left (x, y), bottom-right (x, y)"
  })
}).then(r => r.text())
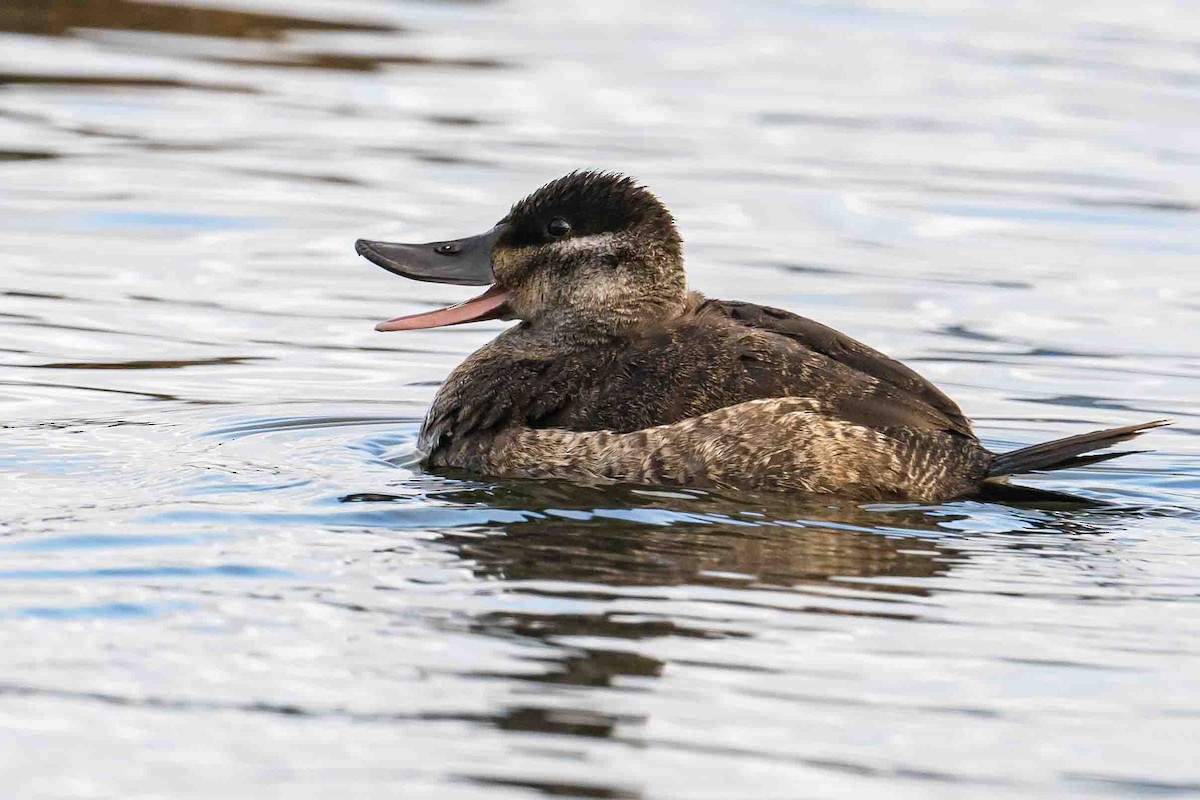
top-left (698, 299), bottom-right (974, 438)
top-left (421, 345), bottom-right (609, 452)
top-left (424, 299), bottom-right (975, 453)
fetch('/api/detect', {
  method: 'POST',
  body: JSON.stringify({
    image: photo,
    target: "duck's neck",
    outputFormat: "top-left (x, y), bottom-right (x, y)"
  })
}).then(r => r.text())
top-left (523, 290), bottom-right (692, 348)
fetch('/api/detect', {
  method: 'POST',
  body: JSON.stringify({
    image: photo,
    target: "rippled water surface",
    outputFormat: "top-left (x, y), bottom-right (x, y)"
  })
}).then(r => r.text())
top-left (2, 0), bottom-right (1199, 797)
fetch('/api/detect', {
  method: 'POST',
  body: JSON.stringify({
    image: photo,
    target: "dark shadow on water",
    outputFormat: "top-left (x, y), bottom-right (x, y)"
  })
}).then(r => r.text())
top-left (28, 356), bottom-right (265, 371)
top-left (0, 0), bottom-right (397, 40)
top-left (209, 54), bottom-right (507, 73)
top-left (970, 481), bottom-right (1109, 507)
top-left (0, 149), bottom-right (57, 162)
top-left (0, 73), bottom-right (257, 93)
top-left (462, 775), bottom-right (641, 800)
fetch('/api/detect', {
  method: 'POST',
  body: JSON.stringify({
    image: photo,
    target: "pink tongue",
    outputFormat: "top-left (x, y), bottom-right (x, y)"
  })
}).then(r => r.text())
top-left (375, 285), bottom-right (509, 331)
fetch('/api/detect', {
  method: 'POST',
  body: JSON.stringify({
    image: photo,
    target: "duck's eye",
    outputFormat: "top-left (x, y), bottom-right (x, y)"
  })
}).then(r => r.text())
top-left (546, 218), bottom-right (571, 238)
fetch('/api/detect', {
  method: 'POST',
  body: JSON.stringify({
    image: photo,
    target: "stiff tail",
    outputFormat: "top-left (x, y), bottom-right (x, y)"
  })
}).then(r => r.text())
top-left (988, 420), bottom-right (1171, 478)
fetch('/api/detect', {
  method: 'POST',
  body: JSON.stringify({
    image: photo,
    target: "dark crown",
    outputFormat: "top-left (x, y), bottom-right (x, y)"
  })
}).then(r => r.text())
top-left (501, 171), bottom-right (680, 250)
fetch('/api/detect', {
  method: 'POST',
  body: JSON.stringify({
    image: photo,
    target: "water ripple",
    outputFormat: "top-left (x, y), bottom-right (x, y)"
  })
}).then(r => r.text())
top-left (0, 0), bottom-right (1197, 797)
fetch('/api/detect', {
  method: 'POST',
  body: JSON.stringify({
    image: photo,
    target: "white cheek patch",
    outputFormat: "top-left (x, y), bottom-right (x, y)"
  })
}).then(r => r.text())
top-left (551, 232), bottom-right (622, 256)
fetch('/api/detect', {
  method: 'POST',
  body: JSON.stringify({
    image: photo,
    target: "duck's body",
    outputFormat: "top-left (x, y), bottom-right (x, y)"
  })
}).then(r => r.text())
top-left (421, 294), bottom-right (987, 501)
top-left (357, 171), bottom-right (1164, 502)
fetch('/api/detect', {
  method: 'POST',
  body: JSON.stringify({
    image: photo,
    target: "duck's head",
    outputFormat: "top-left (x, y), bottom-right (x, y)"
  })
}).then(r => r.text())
top-left (356, 171), bottom-right (685, 336)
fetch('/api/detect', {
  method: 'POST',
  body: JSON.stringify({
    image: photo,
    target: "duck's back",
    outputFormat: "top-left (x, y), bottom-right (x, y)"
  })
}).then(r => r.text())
top-left (543, 297), bottom-right (973, 437)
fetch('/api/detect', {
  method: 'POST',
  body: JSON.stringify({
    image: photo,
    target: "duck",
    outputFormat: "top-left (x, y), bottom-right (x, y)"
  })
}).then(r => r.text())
top-left (355, 171), bottom-right (1166, 503)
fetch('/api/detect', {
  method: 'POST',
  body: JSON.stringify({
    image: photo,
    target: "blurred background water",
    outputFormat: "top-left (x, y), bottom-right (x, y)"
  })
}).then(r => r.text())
top-left (0, 0), bottom-right (1198, 797)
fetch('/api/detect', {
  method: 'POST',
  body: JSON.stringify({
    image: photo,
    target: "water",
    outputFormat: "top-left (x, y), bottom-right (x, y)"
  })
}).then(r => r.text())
top-left (1, 0), bottom-right (1198, 796)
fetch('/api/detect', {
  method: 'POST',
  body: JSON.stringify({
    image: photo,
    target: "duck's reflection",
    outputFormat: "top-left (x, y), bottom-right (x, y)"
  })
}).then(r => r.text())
top-left (422, 478), bottom-right (968, 590)
top-left (348, 476), bottom-right (1119, 761)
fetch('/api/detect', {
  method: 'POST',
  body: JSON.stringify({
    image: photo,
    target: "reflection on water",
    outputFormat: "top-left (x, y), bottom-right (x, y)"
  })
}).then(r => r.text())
top-left (1, 0), bottom-right (397, 39)
top-left (0, 0), bottom-right (1198, 797)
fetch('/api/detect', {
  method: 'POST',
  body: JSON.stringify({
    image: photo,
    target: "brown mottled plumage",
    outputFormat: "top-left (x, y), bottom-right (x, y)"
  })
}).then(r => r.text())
top-left (355, 171), bottom-right (1167, 502)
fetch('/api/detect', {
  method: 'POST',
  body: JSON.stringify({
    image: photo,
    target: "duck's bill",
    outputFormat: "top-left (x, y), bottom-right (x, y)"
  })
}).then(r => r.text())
top-left (373, 284), bottom-right (509, 331)
top-left (356, 225), bottom-right (509, 331)
top-left (355, 226), bottom-right (503, 286)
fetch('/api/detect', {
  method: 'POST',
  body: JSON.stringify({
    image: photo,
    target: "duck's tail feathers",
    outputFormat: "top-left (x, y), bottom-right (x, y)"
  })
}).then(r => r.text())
top-left (987, 420), bottom-right (1171, 478)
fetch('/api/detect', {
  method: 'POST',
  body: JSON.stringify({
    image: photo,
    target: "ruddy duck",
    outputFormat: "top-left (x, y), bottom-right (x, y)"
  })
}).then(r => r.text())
top-left (355, 171), bottom-right (1165, 502)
